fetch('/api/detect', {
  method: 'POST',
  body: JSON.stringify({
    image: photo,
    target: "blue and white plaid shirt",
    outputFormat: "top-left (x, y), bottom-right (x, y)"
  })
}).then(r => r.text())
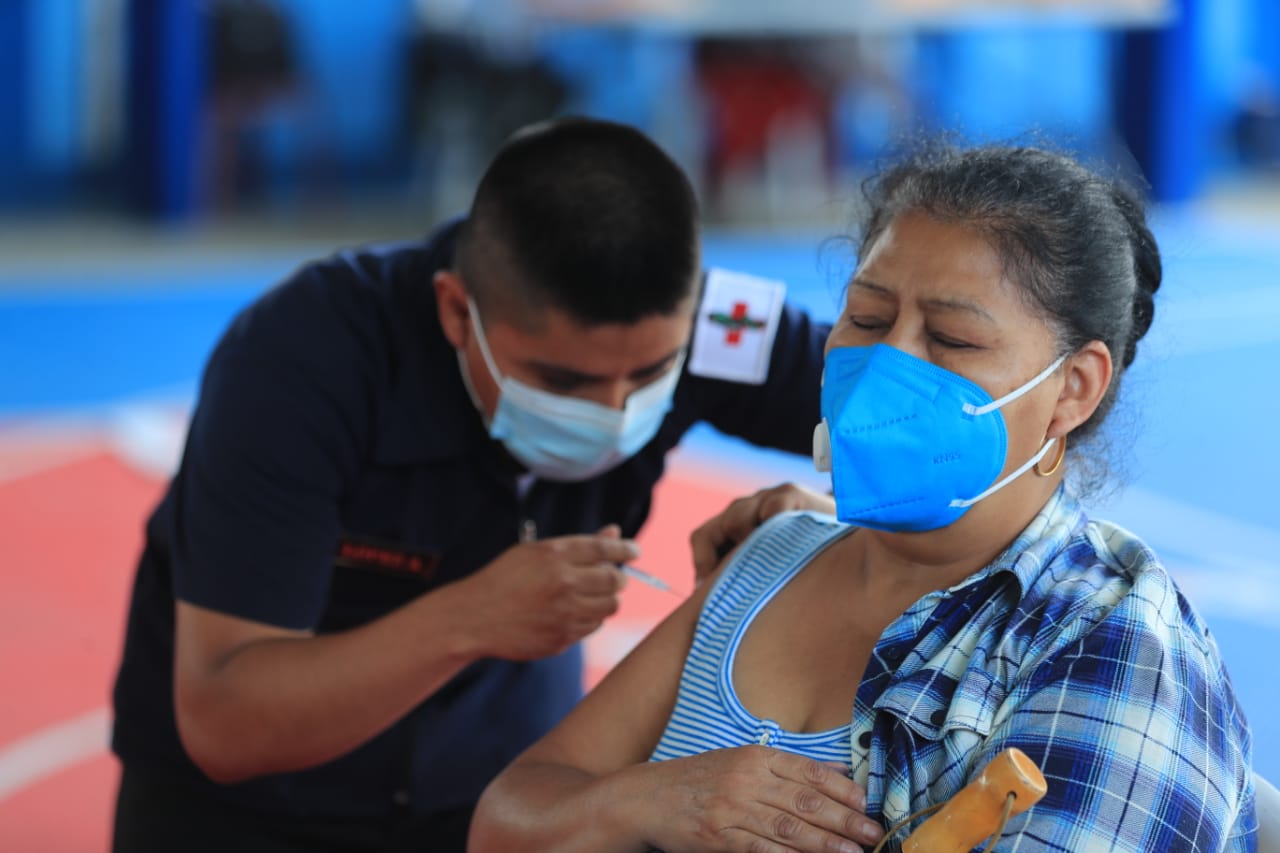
top-left (855, 485), bottom-right (1257, 851)
top-left (656, 486), bottom-right (1257, 851)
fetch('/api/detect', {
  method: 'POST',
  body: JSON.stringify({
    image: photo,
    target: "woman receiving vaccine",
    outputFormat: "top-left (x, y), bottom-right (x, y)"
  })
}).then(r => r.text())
top-left (469, 144), bottom-right (1257, 853)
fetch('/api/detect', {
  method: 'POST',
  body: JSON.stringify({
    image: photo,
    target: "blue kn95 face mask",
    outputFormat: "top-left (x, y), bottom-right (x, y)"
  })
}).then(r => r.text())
top-left (461, 300), bottom-right (684, 483)
top-left (812, 344), bottom-right (1065, 532)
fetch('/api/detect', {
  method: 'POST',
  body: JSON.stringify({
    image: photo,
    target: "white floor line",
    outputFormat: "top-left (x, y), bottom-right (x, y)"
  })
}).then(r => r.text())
top-left (1090, 485), bottom-right (1280, 628)
top-left (0, 441), bottom-right (102, 487)
top-left (1148, 283), bottom-right (1280, 359)
top-left (0, 707), bottom-right (112, 803)
top-left (0, 391), bottom-right (193, 484)
top-left (106, 403), bottom-right (189, 478)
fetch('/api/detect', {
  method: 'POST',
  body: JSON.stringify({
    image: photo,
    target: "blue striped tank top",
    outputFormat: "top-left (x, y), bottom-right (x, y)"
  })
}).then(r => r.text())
top-left (650, 511), bottom-right (855, 768)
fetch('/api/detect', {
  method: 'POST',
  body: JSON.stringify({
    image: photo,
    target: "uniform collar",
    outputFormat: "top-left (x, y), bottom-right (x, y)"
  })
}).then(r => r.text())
top-left (370, 219), bottom-right (495, 466)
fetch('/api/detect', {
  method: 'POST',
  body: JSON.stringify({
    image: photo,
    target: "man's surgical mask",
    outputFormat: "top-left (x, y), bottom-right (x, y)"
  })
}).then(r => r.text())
top-left (812, 344), bottom-right (1066, 531)
top-left (460, 300), bottom-right (684, 482)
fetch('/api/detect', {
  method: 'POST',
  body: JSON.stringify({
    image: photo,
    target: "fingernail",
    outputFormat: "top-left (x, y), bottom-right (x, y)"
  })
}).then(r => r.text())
top-left (860, 821), bottom-right (884, 844)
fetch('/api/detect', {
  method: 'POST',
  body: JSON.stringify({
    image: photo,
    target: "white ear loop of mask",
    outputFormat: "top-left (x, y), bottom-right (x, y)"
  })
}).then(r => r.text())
top-left (949, 436), bottom-right (1061, 508)
top-left (962, 355), bottom-right (1067, 416)
top-left (949, 353), bottom-right (1069, 509)
top-left (467, 298), bottom-right (505, 385)
top-left (456, 349), bottom-right (489, 425)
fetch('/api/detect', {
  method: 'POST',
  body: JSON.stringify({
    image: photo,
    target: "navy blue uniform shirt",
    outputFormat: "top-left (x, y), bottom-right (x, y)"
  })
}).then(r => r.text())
top-left (111, 220), bottom-right (829, 821)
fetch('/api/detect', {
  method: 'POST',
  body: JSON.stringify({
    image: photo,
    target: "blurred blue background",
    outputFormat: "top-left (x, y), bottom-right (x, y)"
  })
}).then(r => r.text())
top-left (0, 0), bottom-right (1278, 842)
top-left (1, 0), bottom-right (1278, 222)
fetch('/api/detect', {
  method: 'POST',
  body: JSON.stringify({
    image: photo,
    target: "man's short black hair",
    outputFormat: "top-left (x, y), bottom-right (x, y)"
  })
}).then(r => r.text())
top-left (455, 116), bottom-right (700, 328)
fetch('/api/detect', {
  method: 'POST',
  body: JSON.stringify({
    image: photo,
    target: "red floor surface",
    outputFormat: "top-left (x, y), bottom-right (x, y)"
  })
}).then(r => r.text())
top-left (1, 449), bottom-right (164, 852)
top-left (0, 440), bottom-right (754, 851)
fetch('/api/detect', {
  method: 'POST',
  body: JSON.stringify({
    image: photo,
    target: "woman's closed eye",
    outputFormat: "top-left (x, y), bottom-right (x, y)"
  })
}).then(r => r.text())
top-left (929, 331), bottom-right (977, 349)
top-left (848, 315), bottom-right (889, 332)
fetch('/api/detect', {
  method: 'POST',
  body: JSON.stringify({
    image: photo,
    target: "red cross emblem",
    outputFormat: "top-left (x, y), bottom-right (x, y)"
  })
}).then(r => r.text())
top-left (708, 301), bottom-right (767, 346)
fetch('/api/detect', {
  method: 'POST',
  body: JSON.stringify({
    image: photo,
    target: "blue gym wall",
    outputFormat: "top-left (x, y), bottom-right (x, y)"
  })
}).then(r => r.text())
top-left (2, 0), bottom-right (1279, 213)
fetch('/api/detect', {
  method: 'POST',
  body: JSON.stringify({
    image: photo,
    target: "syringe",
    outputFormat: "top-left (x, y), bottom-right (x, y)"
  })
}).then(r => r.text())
top-left (619, 564), bottom-right (680, 596)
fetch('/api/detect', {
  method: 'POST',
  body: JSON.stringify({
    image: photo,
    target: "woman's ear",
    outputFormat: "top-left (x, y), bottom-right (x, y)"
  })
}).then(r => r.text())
top-left (434, 270), bottom-right (471, 350)
top-left (1047, 340), bottom-right (1113, 440)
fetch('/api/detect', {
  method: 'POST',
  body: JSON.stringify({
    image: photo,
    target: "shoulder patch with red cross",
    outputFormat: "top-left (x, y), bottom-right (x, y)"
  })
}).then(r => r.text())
top-left (687, 267), bottom-right (786, 385)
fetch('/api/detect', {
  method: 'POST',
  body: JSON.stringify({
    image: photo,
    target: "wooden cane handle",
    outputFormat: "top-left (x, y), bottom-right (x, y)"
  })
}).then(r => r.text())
top-left (902, 748), bottom-right (1047, 853)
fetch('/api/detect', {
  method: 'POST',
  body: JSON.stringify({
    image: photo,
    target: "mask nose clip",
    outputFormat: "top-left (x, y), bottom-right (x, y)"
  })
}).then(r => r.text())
top-left (813, 420), bottom-right (832, 473)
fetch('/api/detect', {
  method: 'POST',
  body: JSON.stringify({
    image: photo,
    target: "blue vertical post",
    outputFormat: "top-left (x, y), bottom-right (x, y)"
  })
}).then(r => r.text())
top-left (126, 0), bottom-right (205, 220)
top-left (1114, 0), bottom-right (1204, 203)
top-left (0, 1), bottom-right (30, 204)
top-left (1253, 0), bottom-right (1280, 90)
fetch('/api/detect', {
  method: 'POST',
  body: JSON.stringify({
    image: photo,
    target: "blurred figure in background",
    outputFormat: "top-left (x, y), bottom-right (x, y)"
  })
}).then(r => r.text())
top-left (203, 0), bottom-right (300, 210)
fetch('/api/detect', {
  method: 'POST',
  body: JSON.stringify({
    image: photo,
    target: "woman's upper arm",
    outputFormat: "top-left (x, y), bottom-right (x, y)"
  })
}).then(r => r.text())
top-left (521, 577), bottom-right (715, 775)
top-left (976, 612), bottom-right (1253, 851)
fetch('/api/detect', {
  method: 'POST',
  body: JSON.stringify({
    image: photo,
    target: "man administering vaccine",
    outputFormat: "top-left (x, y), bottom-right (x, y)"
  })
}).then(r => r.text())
top-left (109, 117), bottom-right (833, 851)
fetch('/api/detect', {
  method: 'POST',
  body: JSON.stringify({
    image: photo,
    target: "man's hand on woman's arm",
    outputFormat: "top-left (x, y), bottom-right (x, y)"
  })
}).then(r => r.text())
top-left (690, 483), bottom-right (836, 582)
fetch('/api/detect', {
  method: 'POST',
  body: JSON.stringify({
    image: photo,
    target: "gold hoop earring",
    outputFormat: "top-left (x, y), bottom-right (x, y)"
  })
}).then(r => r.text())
top-left (1035, 436), bottom-right (1066, 477)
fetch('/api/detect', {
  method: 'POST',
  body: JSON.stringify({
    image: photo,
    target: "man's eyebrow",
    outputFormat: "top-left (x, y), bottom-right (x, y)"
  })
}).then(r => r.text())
top-left (524, 348), bottom-right (682, 384)
top-left (626, 348), bottom-right (683, 378)
top-left (850, 277), bottom-right (996, 322)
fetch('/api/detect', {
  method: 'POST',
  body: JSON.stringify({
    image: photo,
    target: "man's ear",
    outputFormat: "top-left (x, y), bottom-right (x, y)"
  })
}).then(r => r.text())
top-left (433, 270), bottom-right (471, 350)
top-left (1047, 340), bottom-right (1113, 440)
